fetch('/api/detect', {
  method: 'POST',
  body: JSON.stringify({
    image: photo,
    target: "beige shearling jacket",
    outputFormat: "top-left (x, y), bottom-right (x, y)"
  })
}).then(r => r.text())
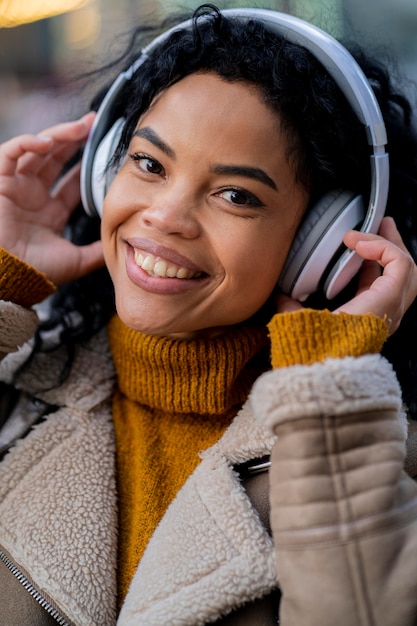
top-left (1, 298), bottom-right (417, 626)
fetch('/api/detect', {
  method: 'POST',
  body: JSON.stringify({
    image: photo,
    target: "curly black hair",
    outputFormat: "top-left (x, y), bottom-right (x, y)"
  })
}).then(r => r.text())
top-left (111, 5), bottom-right (371, 202)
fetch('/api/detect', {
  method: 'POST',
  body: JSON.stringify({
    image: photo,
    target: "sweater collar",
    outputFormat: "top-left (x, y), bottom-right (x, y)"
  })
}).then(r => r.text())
top-left (107, 315), bottom-right (269, 415)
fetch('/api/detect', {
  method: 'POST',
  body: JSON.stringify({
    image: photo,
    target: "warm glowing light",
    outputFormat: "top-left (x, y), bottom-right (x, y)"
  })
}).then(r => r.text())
top-left (64, 4), bottom-right (100, 49)
top-left (0, 0), bottom-right (90, 28)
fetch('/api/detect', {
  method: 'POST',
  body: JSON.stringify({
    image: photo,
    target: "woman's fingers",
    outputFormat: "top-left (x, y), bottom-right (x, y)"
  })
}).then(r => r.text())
top-left (0, 113), bottom-right (94, 183)
top-left (377, 215), bottom-right (407, 248)
top-left (338, 217), bottom-right (417, 333)
top-left (273, 218), bottom-right (417, 337)
top-left (76, 240), bottom-right (106, 279)
top-left (51, 161), bottom-right (83, 219)
top-left (55, 239), bottom-right (105, 284)
top-left (274, 292), bottom-right (304, 314)
top-left (16, 114), bottom-right (95, 186)
top-left (0, 134), bottom-right (53, 177)
top-left (0, 113), bottom-right (99, 282)
top-left (27, 237), bottom-right (105, 285)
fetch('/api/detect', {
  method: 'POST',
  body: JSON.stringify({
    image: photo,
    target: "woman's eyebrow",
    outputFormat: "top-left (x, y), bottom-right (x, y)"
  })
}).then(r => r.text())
top-left (211, 164), bottom-right (278, 190)
top-left (132, 128), bottom-right (277, 190)
top-left (133, 127), bottom-right (176, 158)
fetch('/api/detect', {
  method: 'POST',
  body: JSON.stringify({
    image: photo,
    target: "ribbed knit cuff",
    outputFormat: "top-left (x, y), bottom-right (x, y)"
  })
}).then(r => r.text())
top-left (268, 308), bottom-right (389, 369)
top-left (0, 247), bottom-right (55, 308)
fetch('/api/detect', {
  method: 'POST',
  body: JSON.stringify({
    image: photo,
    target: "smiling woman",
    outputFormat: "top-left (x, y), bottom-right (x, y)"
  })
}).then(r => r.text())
top-left (1, 5), bottom-right (417, 626)
top-left (102, 73), bottom-right (308, 337)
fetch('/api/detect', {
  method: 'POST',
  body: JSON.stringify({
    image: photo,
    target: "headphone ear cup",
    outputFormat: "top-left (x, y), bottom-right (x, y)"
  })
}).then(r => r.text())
top-left (278, 189), bottom-right (365, 301)
top-left (89, 118), bottom-right (125, 218)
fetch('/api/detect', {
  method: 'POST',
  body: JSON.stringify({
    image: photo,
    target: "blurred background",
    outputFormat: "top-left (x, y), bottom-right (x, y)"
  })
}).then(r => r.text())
top-left (1, 0), bottom-right (416, 141)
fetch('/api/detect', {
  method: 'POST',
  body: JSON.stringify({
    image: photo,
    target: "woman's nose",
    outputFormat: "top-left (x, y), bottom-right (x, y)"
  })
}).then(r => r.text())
top-left (140, 188), bottom-right (201, 238)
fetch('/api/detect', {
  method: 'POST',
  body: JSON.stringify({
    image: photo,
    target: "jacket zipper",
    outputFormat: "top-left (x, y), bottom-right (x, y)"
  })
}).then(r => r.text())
top-left (0, 548), bottom-right (72, 626)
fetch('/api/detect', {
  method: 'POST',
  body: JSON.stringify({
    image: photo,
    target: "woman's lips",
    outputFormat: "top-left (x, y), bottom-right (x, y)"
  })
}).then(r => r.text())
top-left (134, 250), bottom-right (204, 279)
top-left (124, 239), bottom-right (208, 293)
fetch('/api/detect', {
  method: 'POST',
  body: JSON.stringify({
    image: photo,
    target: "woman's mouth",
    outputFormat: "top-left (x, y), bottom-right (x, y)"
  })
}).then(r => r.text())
top-left (134, 250), bottom-right (204, 279)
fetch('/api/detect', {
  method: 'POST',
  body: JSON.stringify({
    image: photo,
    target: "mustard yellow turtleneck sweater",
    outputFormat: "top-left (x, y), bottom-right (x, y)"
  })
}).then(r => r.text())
top-left (106, 314), bottom-right (270, 602)
top-left (0, 247), bottom-right (389, 605)
top-left (106, 308), bottom-right (388, 602)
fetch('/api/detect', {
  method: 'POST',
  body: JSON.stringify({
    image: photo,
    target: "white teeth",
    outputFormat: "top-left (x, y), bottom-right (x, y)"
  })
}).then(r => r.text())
top-left (134, 250), bottom-right (198, 279)
top-left (154, 260), bottom-right (167, 277)
top-left (142, 255), bottom-right (154, 272)
top-left (166, 266), bottom-right (177, 278)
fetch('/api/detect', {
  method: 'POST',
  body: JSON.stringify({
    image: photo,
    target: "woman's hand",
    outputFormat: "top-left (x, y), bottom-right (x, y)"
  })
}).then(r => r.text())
top-left (275, 217), bottom-right (417, 336)
top-left (337, 217), bottom-right (417, 334)
top-left (0, 113), bottom-right (105, 284)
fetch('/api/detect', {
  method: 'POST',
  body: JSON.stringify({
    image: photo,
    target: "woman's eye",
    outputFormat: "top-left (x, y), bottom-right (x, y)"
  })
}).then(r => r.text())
top-left (129, 153), bottom-right (164, 176)
top-left (219, 188), bottom-right (263, 208)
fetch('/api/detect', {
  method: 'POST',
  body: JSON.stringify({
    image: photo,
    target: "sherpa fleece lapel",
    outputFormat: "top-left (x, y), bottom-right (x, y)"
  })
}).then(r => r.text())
top-left (118, 402), bottom-right (277, 626)
top-left (0, 328), bottom-right (119, 626)
top-left (0, 312), bottom-right (278, 626)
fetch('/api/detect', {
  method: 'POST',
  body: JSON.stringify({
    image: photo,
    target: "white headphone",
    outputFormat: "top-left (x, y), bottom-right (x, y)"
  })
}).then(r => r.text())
top-left (80, 7), bottom-right (389, 301)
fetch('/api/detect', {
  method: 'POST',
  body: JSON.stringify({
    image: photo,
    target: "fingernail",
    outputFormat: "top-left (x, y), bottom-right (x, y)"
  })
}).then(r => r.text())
top-left (38, 135), bottom-right (52, 142)
top-left (80, 112), bottom-right (95, 125)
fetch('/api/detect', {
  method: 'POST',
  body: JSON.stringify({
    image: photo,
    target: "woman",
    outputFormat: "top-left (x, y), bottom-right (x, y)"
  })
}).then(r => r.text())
top-left (0, 5), bottom-right (417, 625)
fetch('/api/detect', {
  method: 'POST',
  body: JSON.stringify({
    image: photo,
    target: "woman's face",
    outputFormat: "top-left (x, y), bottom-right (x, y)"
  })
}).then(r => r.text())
top-left (102, 72), bottom-right (309, 338)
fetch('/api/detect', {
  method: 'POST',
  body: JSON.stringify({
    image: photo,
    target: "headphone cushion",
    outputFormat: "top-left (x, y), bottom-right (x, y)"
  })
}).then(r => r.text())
top-left (278, 189), bottom-right (364, 299)
top-left (90, 118), bottom-right (125, 217)
top-left (285, 189), bottom-right (349, 265)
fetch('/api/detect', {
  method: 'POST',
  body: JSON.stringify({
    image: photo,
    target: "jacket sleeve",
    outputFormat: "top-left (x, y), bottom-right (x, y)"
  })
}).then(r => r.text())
top-left (250, 309), bottom-right (417, 626)
top-left (0, 248), bottom-right (55, 359)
